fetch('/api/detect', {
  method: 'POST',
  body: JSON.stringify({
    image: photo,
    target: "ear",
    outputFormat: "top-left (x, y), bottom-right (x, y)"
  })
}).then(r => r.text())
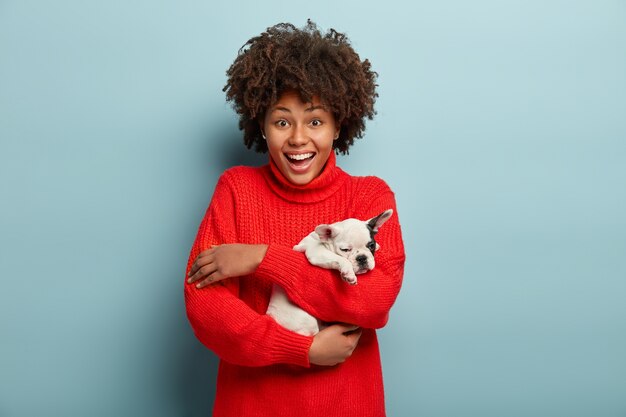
top-left (315, 224), bottom-right (340, 241)
top-left (367, 209), bottom-right (394, 232)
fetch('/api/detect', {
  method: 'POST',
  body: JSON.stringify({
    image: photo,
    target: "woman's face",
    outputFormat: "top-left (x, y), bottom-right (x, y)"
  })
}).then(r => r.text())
top-left (262, 90), bottom-right (339, 185)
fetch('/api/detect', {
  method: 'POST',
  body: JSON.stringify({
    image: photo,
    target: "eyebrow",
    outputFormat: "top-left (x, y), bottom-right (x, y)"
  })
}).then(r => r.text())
top-left (272, 105), bottom-right (325, 113)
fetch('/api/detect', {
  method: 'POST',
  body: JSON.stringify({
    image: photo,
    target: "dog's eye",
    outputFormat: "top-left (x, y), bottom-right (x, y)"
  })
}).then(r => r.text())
top-left (367, 242), bottom-right (376, 251)
top-left (340, 248), bottom-right (351, 252)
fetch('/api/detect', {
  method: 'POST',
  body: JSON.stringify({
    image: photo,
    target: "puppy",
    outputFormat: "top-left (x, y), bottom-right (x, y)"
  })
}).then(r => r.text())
top-left (266, 209), bottom-right (393, 336)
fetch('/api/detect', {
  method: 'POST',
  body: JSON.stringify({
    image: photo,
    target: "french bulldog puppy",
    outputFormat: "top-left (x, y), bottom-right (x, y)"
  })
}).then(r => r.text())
top-left (266, 209), bottom-right (393, 336)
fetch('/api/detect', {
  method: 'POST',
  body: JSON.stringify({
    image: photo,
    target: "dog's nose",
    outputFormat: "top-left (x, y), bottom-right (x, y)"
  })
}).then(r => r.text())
top-left (356, 254), bottom-right (368, 264)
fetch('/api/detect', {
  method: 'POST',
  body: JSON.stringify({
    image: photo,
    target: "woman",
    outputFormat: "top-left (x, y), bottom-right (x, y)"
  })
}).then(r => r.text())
top-left (185, 21), bottom-right (405, 417)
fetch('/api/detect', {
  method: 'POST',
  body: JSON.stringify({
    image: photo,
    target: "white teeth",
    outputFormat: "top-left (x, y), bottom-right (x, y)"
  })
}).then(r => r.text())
top-left (286, 153), bottom-right (314, 161)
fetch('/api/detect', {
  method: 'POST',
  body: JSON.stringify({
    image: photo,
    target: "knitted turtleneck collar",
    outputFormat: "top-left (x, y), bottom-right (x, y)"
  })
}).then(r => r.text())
top-left (263, 151), bottom-right (348, 203)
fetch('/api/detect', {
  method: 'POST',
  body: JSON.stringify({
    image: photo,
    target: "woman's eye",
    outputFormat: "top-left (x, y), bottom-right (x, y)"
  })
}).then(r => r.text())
top-left (275, 120), bottom-right (289, 128)
top-left (310, 119), bottom-right (322, 127)
top-left (340, 248), bottom-right (351, 252)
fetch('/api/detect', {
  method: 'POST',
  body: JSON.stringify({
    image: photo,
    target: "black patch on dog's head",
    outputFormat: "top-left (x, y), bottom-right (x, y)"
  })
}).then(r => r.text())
top-left (366, 240), bottom-right (376, 255)
top-left (366, 224), bottom-right (377, 255)
top-left (367, 217), bottom-right (381, 233)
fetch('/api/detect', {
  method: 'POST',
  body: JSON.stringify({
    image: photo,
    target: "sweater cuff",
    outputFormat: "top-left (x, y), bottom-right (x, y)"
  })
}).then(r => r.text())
top-left (268, 324), bottom-right (314, 368)
top-left (257, 245), bottom-right (314, 367)
top-left (256, 244), bottom-right (304, 291)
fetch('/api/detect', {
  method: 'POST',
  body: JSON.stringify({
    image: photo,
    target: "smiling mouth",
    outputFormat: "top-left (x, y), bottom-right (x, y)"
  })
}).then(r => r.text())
top-left (284, 152), bottom-right (316, 171)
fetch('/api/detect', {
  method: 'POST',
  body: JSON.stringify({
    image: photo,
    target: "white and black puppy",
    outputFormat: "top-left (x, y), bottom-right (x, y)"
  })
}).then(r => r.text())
top-left (266, 209), bottom-right (393, 336)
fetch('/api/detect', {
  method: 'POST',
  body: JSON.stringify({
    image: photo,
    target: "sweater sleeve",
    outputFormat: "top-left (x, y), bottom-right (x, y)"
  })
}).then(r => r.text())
top-left (254, 181), bottom-right (406, 329)
top-left (184, 173), bottom-right (313, 367)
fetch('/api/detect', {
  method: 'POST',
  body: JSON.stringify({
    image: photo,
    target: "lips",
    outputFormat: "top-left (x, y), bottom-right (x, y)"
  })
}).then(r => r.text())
top-left (284, 152), bottom-right (316, 173)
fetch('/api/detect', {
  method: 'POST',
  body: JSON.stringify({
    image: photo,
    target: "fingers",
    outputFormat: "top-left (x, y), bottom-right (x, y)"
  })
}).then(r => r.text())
top-left (188, 249), bottom-right (215, 277)
top-left (309, 323), bottom-right (363, 366)
top-left (332, 323), bottom-right (360, 334)
top-left (187, 245), bottom-right (233, 288)
top-left (195, 270), bottom-right (225, 288)
top-left (345, 328), bottom-right (363, 346)
top-left (187, 251), bottom-right (220, 287)
top-left (195, 276), bottom-right (215, 288)
top-left (344, 330), bottom-right (362, 359)
top-left (325, 323), bottom-right (362, 346)
top-left (187, 263), bottom-right (217, 285)
top-left (339, 324), bottom-right (362, 354)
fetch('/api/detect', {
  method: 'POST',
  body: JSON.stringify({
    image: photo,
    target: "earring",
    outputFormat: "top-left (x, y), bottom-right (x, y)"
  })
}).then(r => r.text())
top-left (261, 132), bottom-right (267, 140)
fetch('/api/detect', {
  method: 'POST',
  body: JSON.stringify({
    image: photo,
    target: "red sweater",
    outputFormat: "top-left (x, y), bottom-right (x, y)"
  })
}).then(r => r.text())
top-left (184, 152), bottom-right (406, 417)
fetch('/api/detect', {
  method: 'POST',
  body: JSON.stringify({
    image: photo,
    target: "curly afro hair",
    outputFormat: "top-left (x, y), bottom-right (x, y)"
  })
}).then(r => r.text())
top-left (223, 20), bottom-right (378, 154)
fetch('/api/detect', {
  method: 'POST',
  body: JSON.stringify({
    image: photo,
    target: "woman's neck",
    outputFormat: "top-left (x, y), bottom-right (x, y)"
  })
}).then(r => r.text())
top-left (264, 152), bottom-right (348, 203)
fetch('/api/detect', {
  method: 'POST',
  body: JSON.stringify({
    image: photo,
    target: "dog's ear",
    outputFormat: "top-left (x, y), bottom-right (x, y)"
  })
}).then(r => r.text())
top-left (315, 224), bottom-right (340, 241)
top-left (367, 209), bottom-right (393, 233)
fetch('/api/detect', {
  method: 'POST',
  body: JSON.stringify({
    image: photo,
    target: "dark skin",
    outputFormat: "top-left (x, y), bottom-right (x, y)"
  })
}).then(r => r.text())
top-left (187, 244), bottom-right (362, 366)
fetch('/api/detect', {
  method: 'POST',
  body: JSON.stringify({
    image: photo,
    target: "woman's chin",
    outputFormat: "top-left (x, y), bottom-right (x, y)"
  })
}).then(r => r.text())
top-left (281, 158), bottom-right (318, 185)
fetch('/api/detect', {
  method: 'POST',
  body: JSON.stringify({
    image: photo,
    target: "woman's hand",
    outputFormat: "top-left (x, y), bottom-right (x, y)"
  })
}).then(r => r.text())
top-left (308, 323), bottom-right (362, 366)
top-left (187, 244), bottom-right (268, 288)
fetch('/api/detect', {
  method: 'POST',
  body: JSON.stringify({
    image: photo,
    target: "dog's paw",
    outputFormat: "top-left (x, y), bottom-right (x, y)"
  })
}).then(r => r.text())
top-left (340, 268), bottom-right (357, 285)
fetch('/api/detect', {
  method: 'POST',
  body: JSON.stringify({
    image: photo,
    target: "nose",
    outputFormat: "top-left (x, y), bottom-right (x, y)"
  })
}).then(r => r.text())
top-left (288, 124), bottom-right (309, 147)
top-left (356, 254), bottom-right (368, 265)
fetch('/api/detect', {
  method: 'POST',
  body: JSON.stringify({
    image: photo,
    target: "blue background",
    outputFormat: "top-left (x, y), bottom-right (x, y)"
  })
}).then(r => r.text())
top-left (1, 1), bottom-right (625, 416)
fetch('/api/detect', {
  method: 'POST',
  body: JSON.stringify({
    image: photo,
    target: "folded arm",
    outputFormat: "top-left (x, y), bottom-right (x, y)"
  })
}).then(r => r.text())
top-left (184, 174), bottom-right (313, 367)
top-left (254, 187), bottom-right (406, 329)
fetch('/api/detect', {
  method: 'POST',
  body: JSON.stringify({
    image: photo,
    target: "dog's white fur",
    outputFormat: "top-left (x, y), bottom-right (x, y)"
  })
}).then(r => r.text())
top-left (266, 209), bottom-right (393, 336)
